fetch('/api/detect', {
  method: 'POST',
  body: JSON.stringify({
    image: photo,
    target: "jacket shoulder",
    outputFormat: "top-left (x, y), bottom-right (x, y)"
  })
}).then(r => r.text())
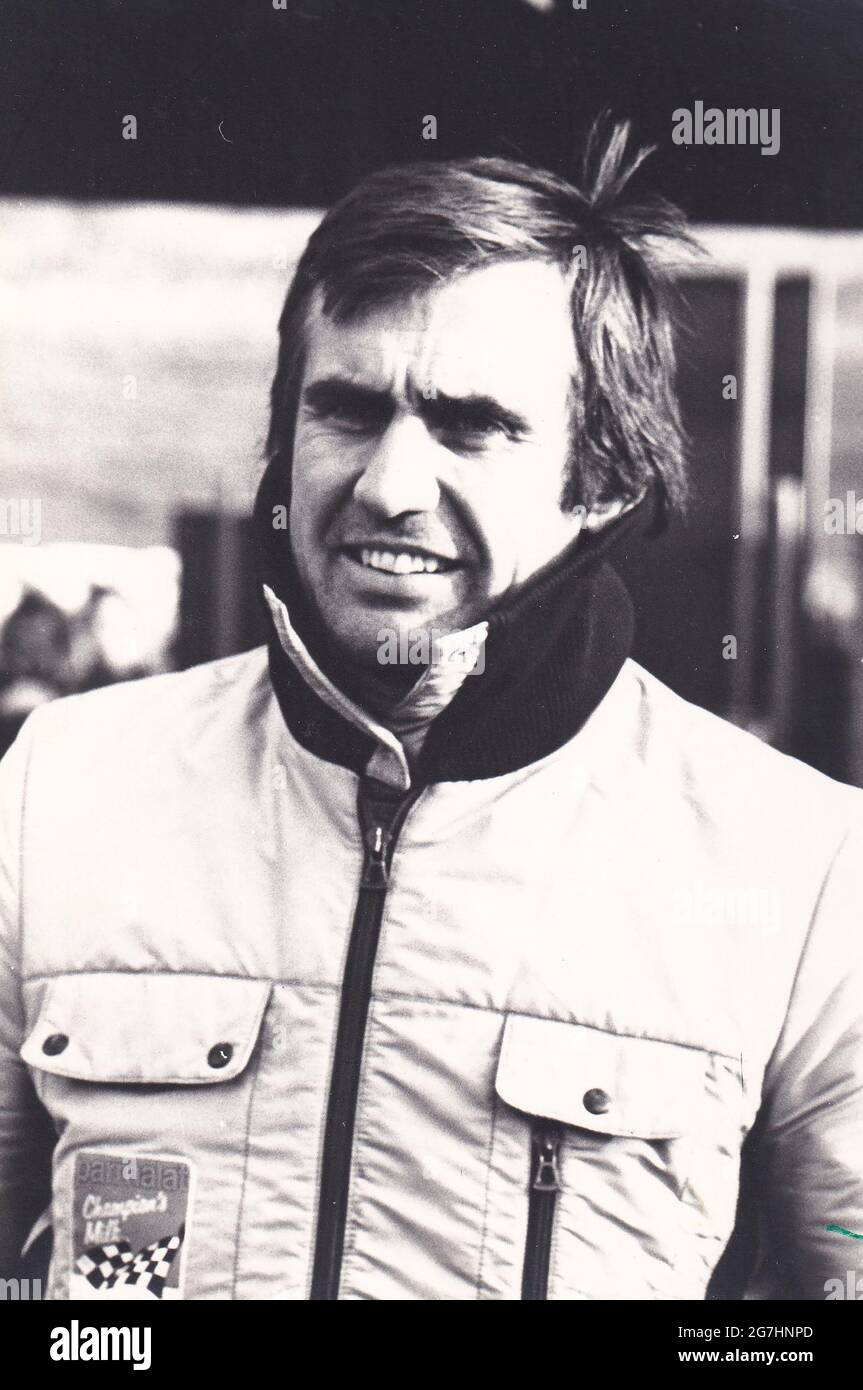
top-left (21, 646), bottom-right (269, 746)
top-left (5, 648), bottom-right (273, 800)
top-left (625, 659), bottom-right (863, 840)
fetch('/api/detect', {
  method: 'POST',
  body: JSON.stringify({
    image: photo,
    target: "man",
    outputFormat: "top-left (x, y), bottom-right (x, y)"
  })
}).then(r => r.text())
top-left (1, 123), bottom-right (861, 1302)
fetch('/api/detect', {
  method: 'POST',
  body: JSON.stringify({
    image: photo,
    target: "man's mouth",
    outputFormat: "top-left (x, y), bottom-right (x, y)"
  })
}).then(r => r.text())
top-left (340, 544), bottom-right (460, 576)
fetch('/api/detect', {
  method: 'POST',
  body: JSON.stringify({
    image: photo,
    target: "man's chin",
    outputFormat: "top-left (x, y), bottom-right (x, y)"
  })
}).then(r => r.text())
top-left (323, 618), bottom-right (428, 667)
top-left (319, 610), bottom-right (461, 671)
top-left (312, 617), bottom-right (427, 706)
top-left (305, 564), bottom-right (485, 668)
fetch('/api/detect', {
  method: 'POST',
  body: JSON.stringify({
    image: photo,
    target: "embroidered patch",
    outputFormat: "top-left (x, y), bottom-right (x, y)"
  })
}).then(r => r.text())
top-left (70, 1151), bottom-right (193, 1300)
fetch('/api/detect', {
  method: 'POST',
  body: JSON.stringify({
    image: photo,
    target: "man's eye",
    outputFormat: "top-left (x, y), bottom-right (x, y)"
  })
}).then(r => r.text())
top-left (443, 415), bottom-right (510, 443)
top-left (314, 403), bottom-right (385, 433)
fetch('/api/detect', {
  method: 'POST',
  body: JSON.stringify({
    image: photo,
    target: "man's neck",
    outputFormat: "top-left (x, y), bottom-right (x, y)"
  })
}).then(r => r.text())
top-left (311, 636), bottom-right (422, 716)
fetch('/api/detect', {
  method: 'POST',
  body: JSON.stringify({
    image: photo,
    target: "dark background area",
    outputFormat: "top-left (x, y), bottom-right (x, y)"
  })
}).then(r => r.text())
top-left (1, 0), bottom-right (861, 226)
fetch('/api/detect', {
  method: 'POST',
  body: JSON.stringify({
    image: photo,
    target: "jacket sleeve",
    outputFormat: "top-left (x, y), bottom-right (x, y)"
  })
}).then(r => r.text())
top-left (0, 712), bottom-right (54, 1278)
top-left (743, 818), bottom-right (863, 1299)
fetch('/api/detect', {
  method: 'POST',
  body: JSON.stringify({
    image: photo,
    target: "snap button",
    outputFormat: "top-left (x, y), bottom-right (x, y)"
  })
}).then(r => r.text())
top-left (583, 1087), bottom-right (611, 1115)
top-left (207, 1042), bottom-right (233, 1069)
top-left (42, 1033), bottom-right (69, 1056)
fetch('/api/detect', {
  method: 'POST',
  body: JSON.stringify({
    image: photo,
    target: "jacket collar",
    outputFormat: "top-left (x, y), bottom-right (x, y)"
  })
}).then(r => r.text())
top-left (263, 582), bottom-right (414, 790)
top-left (253, 455), bottom-right (657, 787)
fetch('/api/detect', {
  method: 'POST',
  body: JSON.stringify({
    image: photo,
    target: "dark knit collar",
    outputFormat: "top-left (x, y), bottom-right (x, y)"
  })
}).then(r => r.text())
top-left (253, 456), bottom-right (657, 785)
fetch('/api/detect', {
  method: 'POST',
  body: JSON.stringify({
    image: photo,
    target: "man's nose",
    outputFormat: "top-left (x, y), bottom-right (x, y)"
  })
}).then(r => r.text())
top-left (352, 415), bottom-right (441, 517)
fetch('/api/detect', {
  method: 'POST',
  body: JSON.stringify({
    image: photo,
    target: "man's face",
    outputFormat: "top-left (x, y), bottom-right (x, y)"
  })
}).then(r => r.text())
top-left (289, 258), bottom-right (586, 666)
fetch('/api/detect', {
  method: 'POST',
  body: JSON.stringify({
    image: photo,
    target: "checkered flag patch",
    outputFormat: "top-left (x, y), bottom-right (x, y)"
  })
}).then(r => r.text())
top-left (75, 1224), bottom-right (185, 1299)
top-left (76, 1240), bottom-right (134, 1288)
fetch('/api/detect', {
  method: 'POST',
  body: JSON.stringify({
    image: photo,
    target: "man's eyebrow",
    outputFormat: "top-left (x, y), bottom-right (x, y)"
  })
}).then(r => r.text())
top-left (302, 376), bottom-right (531, 437)
top-left (301, 376), bottom-right (394, 412)
top-left (420, 390), bottom-right (531, 437)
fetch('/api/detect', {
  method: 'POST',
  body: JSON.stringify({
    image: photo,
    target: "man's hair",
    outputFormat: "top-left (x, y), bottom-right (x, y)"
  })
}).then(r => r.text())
top-left (266, 118), bottom-right (693, 513)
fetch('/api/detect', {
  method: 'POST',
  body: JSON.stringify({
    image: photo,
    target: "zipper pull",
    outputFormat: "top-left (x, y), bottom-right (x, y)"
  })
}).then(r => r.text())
top-left (362, 823), bottom-right (391, 889)
top-left (531, 1126), bottom-right (563, 1193)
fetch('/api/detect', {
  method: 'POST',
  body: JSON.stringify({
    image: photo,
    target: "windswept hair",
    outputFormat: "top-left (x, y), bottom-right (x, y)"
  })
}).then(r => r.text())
top-left (267, 117), bottom-right (694, 513)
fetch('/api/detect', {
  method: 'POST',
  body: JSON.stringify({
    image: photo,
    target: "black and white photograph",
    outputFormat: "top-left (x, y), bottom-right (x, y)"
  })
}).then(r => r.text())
top-left (1, 0), bottom-right (862, 1348)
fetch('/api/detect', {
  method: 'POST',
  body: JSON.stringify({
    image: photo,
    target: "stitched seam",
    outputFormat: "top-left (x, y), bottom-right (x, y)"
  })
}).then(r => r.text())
top-left (331, 795), bottom-right (424, 1293)
top-left (24, 969), bottom-right (338, 993)
top-left (337, 998), bottom-right (381, 1286)
top-left (475, 1091), bottom-right (498, 1300)
top-left (366, 992), bottom-right (743, 1061)
top-left (546, 1161), bottom-right (564, 1302)
top-left (760, 819), bottom-right (861, 1101)
top-left (29, 1072), bottom-right (247, 1086)
top-left (15, 709), bottom-right (44, 969)
top-left (22, 971), bottom-right (741, 1060)
top-left (230, 1043), bottom-right (263, 1299)
top-left (267, 710), bottom-right (364, 855)
top-left (304, 980), bottom-right (344, 1300)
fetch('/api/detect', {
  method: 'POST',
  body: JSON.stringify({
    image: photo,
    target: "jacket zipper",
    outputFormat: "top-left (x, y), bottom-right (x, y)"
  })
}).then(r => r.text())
top-left (309, 777), bottom-right (421, 1300)
top-left (521, 1119), bottom-right (564, 1300)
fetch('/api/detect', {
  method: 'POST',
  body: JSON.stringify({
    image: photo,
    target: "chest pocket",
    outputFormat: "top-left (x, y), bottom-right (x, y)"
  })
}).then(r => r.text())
top-left (496, 1014), bottom-right (714, 1137)
top-left (491, 1014), bottom-right (746, 1301)
top-left (21, 972), bottom-right (272, 1301)
top-left (22, 973), bottom-right (271, 1085)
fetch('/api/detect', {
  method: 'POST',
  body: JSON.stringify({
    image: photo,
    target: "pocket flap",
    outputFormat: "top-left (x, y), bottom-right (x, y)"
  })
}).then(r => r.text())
top-left (21, 973), bottom-right (272, 1084)
top-left (495, 1015), bottom-right (711, 1139)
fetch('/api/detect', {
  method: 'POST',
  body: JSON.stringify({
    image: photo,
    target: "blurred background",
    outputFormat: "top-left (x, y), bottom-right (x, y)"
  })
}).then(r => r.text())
top-left (0, 0), bottom-right (862, 782)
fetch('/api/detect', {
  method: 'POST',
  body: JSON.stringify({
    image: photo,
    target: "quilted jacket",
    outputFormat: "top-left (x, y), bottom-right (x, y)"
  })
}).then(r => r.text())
top-left (1, 636), bottom-right (862, 1300)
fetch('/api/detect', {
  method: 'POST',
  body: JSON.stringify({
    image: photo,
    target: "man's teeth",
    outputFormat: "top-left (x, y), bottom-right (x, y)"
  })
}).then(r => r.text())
top-left (359, 548), bottom-right (445, 575)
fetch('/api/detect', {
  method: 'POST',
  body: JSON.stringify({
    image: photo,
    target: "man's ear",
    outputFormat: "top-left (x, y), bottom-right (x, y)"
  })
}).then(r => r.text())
top-left (581, 492), bottom-right (644, 533)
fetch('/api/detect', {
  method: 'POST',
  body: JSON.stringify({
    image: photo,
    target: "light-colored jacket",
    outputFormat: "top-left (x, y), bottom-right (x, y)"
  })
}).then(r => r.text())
top-left (1, 646), bottom-right (862, 1300)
